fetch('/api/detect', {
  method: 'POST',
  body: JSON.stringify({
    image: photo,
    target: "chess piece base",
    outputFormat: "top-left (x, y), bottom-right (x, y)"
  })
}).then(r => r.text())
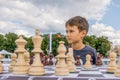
top-left (55, 66), bottom-right (69, 76)
top-left (13, 65), bottom-right (29, 74)
top-left (106, 67), bottom-right (116, 73)
top-left (9, 66), bottom-right (13, 72)
top-left (29, 66), bottom-right (45, 75)
top-left (0, 67), bottom-right (3, 73)
top-left (114, 66), bottom-right (120, 77)
top-left (69, 65), bottom-right (76, 72)
top-left (83, 65), bottom-right (92, 70)
top-left (114, 71), bottom-right (120, 77)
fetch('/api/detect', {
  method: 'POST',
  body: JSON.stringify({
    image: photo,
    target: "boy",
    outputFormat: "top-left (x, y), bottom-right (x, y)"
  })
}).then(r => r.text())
top-left (65, 16), bottom-right (97, 65)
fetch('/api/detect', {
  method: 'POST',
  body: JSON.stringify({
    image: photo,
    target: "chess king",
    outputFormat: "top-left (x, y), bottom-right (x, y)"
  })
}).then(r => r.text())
top-left (65, 16), bottom-right (97, 65)
top-left (29, 29), bottom-right (45, 75)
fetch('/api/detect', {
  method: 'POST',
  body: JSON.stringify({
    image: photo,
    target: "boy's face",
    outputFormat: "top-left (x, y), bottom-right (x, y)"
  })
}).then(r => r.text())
top-left (66, 25), bottom-right (86, 44)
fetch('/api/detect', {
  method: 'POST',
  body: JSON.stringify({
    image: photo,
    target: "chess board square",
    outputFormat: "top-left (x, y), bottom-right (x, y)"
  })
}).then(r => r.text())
top-left (4, 76), bottom-right (29, 80)
top-left (80, 71), bottom-right (101, 74)
top-left (62, 78), bottom-right (89, 80)
top-left (81, 69), bottom-right (98, 71)
top-left (78, 74), bottom-right (104, 77)
top-left (96, 78), bottom-right (120, 80)
top-left (33, 77), bottom-right (58, 80)
top-left (0, 76), bottom-right (3, 78)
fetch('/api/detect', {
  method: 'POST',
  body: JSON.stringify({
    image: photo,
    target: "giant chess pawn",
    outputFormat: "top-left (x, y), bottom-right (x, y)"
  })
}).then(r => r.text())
top-left (75, 55), bottom-right (81, 66)
top-left (115, 47), bottom-right (120, 77)
top-left (106, 52), bottom-right (116, 73)
top-left (96, 54), bottom-right (102, 66)
top-left (29, 29), bottom-right (45, 76)
top-left (13, 35), bottom-right (29, 74)
top-left (0, 54), bottom-right (3, 73)
top-left (67, 48), bottom-right (76, 72)
top-left (48, 54), bottom-right (53, 65)
top-left (9, 53), bottom-right (17, 72)
top-left (24, 51), bottom-right (30, 66)
top-left (55, 41), bottom-right (69, 76)
top-left (83, 54), bottom-right (92, 69)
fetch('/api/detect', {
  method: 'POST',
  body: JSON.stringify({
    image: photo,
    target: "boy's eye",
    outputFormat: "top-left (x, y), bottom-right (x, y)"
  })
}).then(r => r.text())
top-left (66, 30), bottom-right (74, 33)
top-left (69, 30), bottom-right (74, 33)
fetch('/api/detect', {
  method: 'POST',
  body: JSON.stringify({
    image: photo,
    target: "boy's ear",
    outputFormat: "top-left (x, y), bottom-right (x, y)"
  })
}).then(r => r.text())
top-left (81, 30), bottom-right (87, 38)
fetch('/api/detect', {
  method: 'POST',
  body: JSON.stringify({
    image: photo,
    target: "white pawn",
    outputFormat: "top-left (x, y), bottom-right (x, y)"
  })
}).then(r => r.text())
top-left (24, 52), bottom-right (30, 66)
top-left (83, 54), bottom-right (92, 69)
top-left (106, 52), bottom-right (116, 73)
top-left (114, 50), bottom-right (120, 76)
top-left (66, 48), bottom-right (76, 72)
top-left (9, 53), bottom-right (17, 72)
top-left (0, 54), bottom-right (3, 73)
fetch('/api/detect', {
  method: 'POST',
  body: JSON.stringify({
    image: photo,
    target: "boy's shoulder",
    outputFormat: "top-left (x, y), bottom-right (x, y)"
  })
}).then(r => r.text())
top-left (84, 45), bottom-right (96, 52)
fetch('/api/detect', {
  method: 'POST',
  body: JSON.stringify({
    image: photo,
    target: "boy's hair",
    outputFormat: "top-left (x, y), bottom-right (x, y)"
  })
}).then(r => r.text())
top-left (65, 16), bottom-right (89, 33)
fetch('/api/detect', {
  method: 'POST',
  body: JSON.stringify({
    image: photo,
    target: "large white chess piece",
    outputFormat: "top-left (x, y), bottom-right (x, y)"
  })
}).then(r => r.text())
top-left (29, 29), bottom-right (45, 75)
top-left (55, 41), bottom-right (69, 75)
top-left (67, 48), bottom-right (76, 72)
top-left (106, 52), bottom-right (116, 73)
top-left (9, 53), bottom-right (17, 72)
top-left (0, 54), bottom-right (3, 73)
top-left (83, 54), bottom-right (92, 69)
top-left (114, 45), bottom-right (120, 76)
top-left (13, 35), bottom-right (29, 74)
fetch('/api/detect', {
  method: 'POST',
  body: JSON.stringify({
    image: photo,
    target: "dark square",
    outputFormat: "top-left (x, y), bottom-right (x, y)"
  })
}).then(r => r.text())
top-left (70, 71), bottom-right (80, 73)
top-left (63, 78), bottom-right (89, 80)
top-left (4, 76), bottom-right (29, 80)
top-left (44, 73), bottom-right (53, 76)
top-left (81, 69), bottom-right (98, 71)
top-left (96, 78), bottom-right (120, 80)
top-left (33, 77), bottom-right (58, 80)
top-left (78, 74), bottom-right (104, 77)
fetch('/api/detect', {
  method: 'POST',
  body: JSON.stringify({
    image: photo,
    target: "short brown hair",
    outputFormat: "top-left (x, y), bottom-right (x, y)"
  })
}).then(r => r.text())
top-left (65, 16), bottom-right (89, 33)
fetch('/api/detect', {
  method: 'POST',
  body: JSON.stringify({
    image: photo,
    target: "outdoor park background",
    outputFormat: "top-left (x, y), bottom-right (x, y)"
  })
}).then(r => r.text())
top-left (0, 0), bottom-right (120, 58)
top-left (0, 32), bottom-right (111, 57)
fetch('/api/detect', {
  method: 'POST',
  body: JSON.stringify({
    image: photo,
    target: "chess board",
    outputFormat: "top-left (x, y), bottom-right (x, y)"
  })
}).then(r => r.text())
top-left (0, 65), bottom-right (120, 80)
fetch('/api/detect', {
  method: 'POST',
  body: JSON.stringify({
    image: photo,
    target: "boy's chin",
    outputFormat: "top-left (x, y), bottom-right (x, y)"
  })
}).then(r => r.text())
top-left (67, 41), bottom-right (73, 44)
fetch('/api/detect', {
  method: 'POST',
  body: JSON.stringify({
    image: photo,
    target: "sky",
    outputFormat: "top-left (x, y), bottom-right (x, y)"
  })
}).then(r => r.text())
top-left (0, 0), bottom-right (120, 46)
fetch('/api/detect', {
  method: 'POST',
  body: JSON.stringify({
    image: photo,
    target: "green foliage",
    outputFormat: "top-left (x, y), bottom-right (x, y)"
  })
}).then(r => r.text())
top-left (83, 35), bottom-right (97, 48)
top-left (41, 34), bottom-right (49, 55)
top-left (84, 35), bottom-right (110, 56)
top-left (95, 36), bottom-right (110, 56)
top-left (0, 34), bottom-right (4, 50)
top-left (3, 33), bottom-right (18, 53)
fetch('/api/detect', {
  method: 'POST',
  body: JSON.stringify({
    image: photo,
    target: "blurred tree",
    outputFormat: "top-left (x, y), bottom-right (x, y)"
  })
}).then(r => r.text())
top-left (3, 33), bottom-right (18, 53)
top-left (41, 34), bottom-right (49, 55)
top-left (83, 35), bottom-right (97, 48)
top-left (95, 36), bottom-right (110, 57)
top-left (0, 34), bottom-right (4, 50)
